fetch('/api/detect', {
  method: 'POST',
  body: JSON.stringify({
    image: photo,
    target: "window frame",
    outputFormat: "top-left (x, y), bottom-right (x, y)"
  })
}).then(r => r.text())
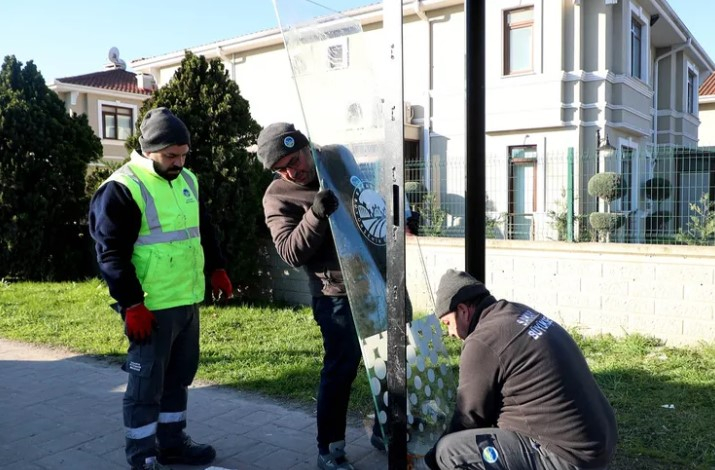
top-left (630, 17), bottom-right (643, 79)
top-left (628, 3), bottom-right (650, 82)
top-left (326, 36), bottom-right (349, 71)
top-left (686, 62), bottom-right (698, 115)
top-left (98, 101), bottom-right (137, 141)
top-left (503, 6), bottom-right (534, 76)
top-left (507, 145), bottom-right (538, 240)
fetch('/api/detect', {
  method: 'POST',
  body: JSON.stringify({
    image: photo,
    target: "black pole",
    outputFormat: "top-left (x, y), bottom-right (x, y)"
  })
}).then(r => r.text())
top-left (465, 0), bottom-right (487, 281)
top-left (384, 1), bottom-right (407, 468)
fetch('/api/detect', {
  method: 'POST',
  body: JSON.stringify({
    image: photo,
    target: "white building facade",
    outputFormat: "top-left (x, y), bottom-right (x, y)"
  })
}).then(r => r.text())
top-left (130, 0), bottom-right (714, 241)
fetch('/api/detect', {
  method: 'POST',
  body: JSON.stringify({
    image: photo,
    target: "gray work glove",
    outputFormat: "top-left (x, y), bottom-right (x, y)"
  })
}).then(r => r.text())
top-left (311, 189), bottom-right (339, 220)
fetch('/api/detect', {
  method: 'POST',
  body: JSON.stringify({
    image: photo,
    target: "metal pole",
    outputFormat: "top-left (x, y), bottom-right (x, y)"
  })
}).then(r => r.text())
top-left (384, 1), bottom-right (407, 468)
top-left (465, 0), bottom-right (486, 281)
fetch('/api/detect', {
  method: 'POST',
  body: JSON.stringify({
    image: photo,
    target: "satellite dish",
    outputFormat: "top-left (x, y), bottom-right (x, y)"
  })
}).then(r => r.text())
top-left (107, 47), bottom-right (126, 70)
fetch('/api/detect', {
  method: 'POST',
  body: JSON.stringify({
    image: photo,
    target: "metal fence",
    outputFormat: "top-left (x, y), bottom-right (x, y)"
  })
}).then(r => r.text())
top-left (400, 146), bottom-right (715, 246)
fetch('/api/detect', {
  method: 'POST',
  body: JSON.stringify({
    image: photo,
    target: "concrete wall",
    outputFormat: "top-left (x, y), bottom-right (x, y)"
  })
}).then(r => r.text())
top-left (263, 238), bottom-right (715, 346)
top-left (699, 100), bottom-right (715, 146)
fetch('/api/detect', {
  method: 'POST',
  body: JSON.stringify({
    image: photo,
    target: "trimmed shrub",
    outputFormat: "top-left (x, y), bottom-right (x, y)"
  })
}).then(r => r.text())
top-left (589, 212), bottom-right (626, 232)
top-left (643, 177), bottom-right (671, 202)
top-left (587, 172), bottom-right (627, 204)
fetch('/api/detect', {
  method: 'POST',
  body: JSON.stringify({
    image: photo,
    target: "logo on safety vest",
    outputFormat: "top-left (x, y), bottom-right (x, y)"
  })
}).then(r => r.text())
top-left (350, 175), bottom-right (386, 246)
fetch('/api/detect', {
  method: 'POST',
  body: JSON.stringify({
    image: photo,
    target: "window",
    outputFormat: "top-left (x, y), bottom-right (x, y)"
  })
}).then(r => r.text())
top-left (102, 105), bottom-right (133, 140)
top-left (687, 68), bottom-right (697, 114)
top-left (326, 37), bottom-right (348, 70)
top-left (630, 17), bottom-right (643, 79)
top-left (508, 145), bottom-right (537, 240)
top-left (504, 7), bottom-right (534, 75)
top-left (620, 146), bottom-right (635, 240)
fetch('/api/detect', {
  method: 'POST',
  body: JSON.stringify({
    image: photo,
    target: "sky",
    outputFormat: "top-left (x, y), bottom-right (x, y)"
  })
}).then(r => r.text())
top-left (0, 0), bottom-right (376, 84)
top-left (0, 0), bottom-right (714, 85)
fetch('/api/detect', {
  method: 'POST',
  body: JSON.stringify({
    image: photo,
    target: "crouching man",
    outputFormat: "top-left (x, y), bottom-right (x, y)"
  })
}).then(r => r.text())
top-left (425, 269), bottom-right (617, 470)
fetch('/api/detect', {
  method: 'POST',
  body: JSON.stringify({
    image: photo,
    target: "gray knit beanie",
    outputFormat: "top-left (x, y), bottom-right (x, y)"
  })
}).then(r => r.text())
top-left (139, 107), bottom-right (190, 153)
top-left (256, 122), bottom-right (309, 170)
top-left (434, 269), bottom-right (490, 317)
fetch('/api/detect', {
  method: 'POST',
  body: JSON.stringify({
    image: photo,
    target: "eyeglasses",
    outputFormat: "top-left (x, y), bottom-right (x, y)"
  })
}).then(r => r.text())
top-left (272, 152), bottom-right (301, 175)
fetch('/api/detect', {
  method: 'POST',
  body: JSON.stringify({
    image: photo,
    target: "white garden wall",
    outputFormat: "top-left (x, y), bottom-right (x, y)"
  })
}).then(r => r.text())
top-left (261, 239), bottom-right (715, 346)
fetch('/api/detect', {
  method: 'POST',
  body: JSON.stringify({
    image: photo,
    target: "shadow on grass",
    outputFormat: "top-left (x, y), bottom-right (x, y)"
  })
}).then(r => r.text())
top-left (196, 348), bottom-right (378, 423)
top-left (593, 368), bottom-right (714, 470)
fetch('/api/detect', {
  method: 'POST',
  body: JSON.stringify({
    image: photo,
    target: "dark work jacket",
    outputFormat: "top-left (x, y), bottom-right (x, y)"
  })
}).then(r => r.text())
top-left (262, 176), bottom-right (344, 297)
top-left (451, 298), bottom-right (618, 468)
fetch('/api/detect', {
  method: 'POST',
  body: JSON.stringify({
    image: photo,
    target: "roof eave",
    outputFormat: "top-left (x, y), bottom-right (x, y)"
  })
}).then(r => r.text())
top-left (653, 0), bottom-right (715, 72)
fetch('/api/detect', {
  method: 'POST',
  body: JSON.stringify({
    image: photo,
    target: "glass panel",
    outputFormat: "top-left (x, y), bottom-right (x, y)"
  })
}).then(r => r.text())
top-left (631, 19), bottom-right (641, 78)
top-left (117, 115), bottom-right (132, 140)
top-left (687, 71), bottom-right (695, 114)
top-left (511, 163), bottom-right (534, 240)
top-left (104, 114), bottom-right (116, 139)
top-left (621, 148), bottom-right (633, 212)
top-left (274, 0), bottom-right (457, 461)
top-left (508, 8), bottom-right (533, 24)
top-left (509, 26), bottom-right (533, 73)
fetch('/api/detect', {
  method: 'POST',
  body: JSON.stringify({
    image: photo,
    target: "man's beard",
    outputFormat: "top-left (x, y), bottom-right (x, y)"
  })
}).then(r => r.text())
top-left (154, 161), bottom-right (182, 181)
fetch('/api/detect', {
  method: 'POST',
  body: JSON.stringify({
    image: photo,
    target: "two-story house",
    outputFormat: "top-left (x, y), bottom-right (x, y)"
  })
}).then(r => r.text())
top-left (129, 0), bottom-right (713, 241)
top-left (50, 48), bottom-right (155, 164)
top-left (485, 0), bottom-right (714, 241)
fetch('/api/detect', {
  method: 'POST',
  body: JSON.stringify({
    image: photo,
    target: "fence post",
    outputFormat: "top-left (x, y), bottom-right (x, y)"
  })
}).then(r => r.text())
top-left (567, 147), bottom-right (574, 242)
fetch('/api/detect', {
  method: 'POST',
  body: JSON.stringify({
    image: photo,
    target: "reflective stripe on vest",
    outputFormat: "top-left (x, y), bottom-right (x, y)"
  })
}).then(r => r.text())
top-left (114, 166), bottom-right (200, 246)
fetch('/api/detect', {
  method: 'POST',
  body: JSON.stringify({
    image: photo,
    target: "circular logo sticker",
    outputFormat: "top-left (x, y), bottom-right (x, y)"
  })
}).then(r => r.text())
top-left (350, 176), bottom-right (386, 246)
top-left (482, 446), bottom-right (499, 464)
top-left (283, 136), bottom-right (295, 148)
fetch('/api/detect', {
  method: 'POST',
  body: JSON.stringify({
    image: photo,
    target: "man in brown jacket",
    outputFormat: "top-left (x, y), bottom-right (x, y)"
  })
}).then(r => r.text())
top-left (257, 122), bottom-right (384, 470)
top-left (425, 269), bottom-right (618, 470)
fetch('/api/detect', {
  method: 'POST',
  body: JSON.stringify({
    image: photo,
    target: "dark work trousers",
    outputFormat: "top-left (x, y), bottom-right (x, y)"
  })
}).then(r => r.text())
top-left (312, 295), bottom-right (365, 453)
top-left (432, 428), bottom-right (608, 470)
top-left (123, 304), bottom-right (200, 467)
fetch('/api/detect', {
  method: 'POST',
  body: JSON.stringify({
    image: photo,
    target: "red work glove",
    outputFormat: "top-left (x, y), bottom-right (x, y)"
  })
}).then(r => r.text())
top-left (124, 303), bottom-right (157, 344)
top-left (211, 269), bottom-right (234, 300)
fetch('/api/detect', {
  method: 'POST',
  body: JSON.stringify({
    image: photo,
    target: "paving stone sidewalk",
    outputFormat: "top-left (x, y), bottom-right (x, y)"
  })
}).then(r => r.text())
top-left (0, 339), bottom-right (387, 470)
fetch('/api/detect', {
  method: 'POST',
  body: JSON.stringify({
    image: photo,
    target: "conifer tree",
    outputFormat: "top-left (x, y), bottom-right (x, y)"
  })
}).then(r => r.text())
top-left (127, 51), bottom-right (271, 296)
top-left (0, 56), bottom-right (102, 280)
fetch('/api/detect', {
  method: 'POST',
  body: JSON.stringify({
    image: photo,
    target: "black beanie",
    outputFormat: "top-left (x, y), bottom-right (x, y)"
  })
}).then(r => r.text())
top-left (256, 122), bottom-right (309, 170)
top-left (434, 269), bottom-right (490, 318)
top-left (139, 107), bottom-right (190, 153)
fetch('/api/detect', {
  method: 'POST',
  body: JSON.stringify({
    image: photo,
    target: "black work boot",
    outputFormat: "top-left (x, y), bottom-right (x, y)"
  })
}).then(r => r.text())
top-left (156, 434), bottom-right (216, 466)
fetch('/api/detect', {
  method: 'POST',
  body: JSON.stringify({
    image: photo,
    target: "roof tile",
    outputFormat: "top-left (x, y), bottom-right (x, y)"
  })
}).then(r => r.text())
top-left (699, 73), bottom-right (715, 97)
top-left (56, 68), bottom-right (153, 95)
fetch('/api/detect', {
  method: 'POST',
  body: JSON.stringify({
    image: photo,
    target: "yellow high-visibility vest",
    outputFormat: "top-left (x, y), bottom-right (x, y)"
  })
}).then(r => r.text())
top-left (105, 151), bottom-right (205, 310)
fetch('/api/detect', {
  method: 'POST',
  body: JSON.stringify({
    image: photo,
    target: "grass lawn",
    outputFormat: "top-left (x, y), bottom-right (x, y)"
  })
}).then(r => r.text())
top-left (1, 280), bottom-right (714, 469)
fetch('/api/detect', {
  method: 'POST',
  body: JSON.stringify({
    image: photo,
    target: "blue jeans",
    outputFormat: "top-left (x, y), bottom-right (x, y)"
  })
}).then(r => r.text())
top-left (312, 296), bottom-right (363, 453)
